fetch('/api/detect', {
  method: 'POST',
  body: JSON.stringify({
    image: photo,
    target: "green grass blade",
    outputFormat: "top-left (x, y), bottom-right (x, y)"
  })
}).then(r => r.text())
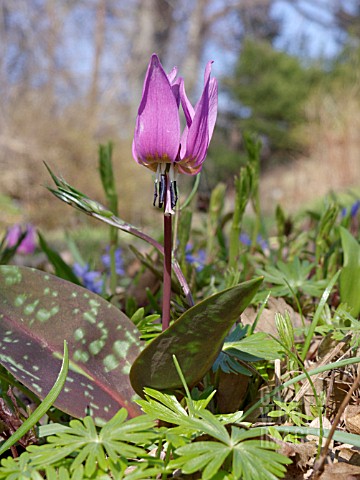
top-left (0, 341), bottom-right (69, 455)
top-left (271, 426), bottom-right (360, 447)
top-left (301, 270), bottom-right (340, 361)
top-left (241, 355), bottom-right (360, 422)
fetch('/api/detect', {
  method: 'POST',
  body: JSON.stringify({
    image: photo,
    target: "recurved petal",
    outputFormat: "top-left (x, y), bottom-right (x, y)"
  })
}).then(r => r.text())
top-left (178, 68), bottom-right (211, 173)
top-left (208, 77), bottom-right (218, 141)
top-left (132, 139), bottom-right (140, 164)
top-left (167, 66), bottom-right (178, 84)
top-left (133, 54), bottom-right (180, 166)
top-left (171, 77), bottom-right (181, 107)
top-left (179, 78), bottom-right (195, 128)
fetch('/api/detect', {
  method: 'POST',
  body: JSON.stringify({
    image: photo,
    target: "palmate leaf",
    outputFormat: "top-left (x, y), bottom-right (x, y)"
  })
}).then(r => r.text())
top-left (27, 410), bottom-right (157, 477)
top-left (130, 277), bottom-right (263, 396)
top-left (169, 415), bottom-right (290, 480)
top-left (257, 258), bottom-right (327, 297)
top-left (0, 265), bottom-right (143, 422)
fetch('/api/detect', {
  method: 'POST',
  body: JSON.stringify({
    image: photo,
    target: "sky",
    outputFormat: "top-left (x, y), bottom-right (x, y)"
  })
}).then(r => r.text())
top-left (272, 0), bottom-right (344, 58)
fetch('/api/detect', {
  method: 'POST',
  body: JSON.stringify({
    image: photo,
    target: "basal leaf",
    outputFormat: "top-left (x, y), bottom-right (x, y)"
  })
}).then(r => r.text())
top-left (130, 277), bottom-right (263, 396)
top-left (0, 265), bottom-right (143, 422)
top-left (340, 227), bottom-right (360, 317)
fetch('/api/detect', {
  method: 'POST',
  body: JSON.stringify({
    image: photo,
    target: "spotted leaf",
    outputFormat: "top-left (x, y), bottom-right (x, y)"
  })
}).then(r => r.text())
top-left (0, 265), bottom-right (143, 423)
top-left (130, 277), bottom-right (263, 396)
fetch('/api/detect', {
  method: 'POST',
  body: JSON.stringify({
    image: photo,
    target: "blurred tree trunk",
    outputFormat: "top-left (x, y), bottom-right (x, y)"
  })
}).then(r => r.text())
top-left (181, 0), bottom-right (208, 95)
top-left (44, 0), bottom-right (61, 110)
top-left (88, 0), bottom-right (106, 131)
top-left (128, 0), bottom-right (175, 114)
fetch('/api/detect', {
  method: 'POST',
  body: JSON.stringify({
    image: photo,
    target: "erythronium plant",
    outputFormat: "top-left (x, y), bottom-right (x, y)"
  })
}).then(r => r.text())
top-left (132, 53), bottom-right (218, 329)
top-left (0, 54), bottom-right (264, 429)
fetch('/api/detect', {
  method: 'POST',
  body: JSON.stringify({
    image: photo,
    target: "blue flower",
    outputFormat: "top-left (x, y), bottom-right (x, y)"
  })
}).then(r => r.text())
top-left (73, 263), bottom-right (104, 294)
top-left (350, 200), bottom-right (360, 218)
top-left (240, 232), bottom-right (268, 251)
top-left (256, 234), bottom-right (269, 251)
top-left (101, 247), bottom-right (125, 275)
top-left (239, 233), bottom-right (251, 246)
top-left (341, 200), bottom-right (360, 219)
top-left (185, 244), bottom-right (206, 271)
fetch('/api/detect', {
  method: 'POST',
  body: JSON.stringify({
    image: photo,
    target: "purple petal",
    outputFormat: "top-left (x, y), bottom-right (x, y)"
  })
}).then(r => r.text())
top-left (167, 66), bottom-right (178, 84)
top-left (6, 224), bottom-right (36, 254)
top-left (132, 54), bottom-right (180, 168)
top-left (6, 225), bottom-right (22, 247)
top-left (171, 77), bottom-right (181, 107)
top-left (18, 225), bottom-right (36, 254)
top-left (179, 78), bottom-right (195, 128)
top-left (198, 61), bottom-right (217, 141)
top-left (179, 124), bottom-right (189, 161)
top-left (208, 77), bottom-right (218, 141)
top-left (178, 67), bottom-right (211, 174)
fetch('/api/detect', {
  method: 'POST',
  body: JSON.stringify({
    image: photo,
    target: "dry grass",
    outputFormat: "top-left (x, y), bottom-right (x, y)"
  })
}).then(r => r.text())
top-left (260, 89), bottom-right (360, 213)
top-left (1, 86), bottom-right (360, 234)
top-left (0, 91), bottom-right (157, 232)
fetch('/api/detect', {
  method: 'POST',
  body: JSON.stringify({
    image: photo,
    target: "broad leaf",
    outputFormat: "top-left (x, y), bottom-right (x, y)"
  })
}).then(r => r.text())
top-left (130, 277), bottom-right (263, 396)
top-left (340, 227), bottom-right (360, 317)
top-left (0, 265), bottom-right (143, 422)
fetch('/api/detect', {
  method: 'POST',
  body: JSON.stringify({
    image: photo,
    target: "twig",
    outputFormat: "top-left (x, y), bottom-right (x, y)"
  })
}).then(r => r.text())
top-left (311, 369), bottom-right (360, 479)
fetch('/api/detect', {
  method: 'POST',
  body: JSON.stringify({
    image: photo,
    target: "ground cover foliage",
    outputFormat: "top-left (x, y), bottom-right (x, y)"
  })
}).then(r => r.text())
top-left (0, 139), bottom-right (360, 479)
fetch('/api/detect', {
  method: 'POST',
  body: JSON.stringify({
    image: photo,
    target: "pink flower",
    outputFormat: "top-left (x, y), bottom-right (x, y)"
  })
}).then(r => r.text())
top-left (132, 54), bottom-right (218, 177)
top-left (6, 224), bottom-right (36, 254)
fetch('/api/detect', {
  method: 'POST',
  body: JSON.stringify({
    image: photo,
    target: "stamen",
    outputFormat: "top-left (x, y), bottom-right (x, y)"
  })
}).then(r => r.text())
top-left (169, 164), bottom-right (179, 209)
top-left (159, 174), bottom-right (166, 208)
top-left (153, 180), bottom-right (158, 206)
top-left (170, 181), bottom-right (178, 209)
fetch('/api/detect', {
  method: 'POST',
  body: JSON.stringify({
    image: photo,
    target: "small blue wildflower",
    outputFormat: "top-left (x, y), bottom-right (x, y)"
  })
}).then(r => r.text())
top-left (341, 200), bottom-right (360, 219)
top-left (350, 200), bottom-right (360, 218)
top-left (185, 244), bottom-right (206, 271)
top-left (239, 233), bottom-right (251, 246)
top-left (101, 247), bottom-right (125, 275)
top-left (256, 234), bottom-right (269, 251)
top-left (73, 263), bottom-right (104, 294)
top-left (240, 232), bottom-right (268, 251)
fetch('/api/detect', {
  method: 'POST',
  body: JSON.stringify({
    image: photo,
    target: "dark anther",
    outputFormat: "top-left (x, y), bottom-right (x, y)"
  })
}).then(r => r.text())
top-left (170, 181), bottom-right (178, 209)
top-left (159, 174), bottom-right (166, 208)
top-left (153, 181), bottom-right (158, 207)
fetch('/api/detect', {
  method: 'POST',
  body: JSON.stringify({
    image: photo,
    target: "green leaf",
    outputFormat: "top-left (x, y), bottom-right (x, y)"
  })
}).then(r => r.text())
top-left (0, 265), bottom-right (143, 422)
top-left (37, 232), bottom-right (82, 285)
top-left (0, 452), bottom-right (44, 480)
top-left (223, 332), bottom-right (283, 361)
top-left (130, 277), bottom-right (263, 396)
top-left (139, 388), bottom-right (189, 424)
top-left (257, 258), bottom-right (328, 298)
top-left (232, 440), bottom-right (290, 480)
top-left (99, 142), bottom-right (118, 215)
top-left (171, 423), bottom-right (290, 480)
top-left (340, 227), bottom-right (360, 317)
top-left (173, 442), bottom-right (230, 480)
top-left (26, 410), bottom-right (157, 476)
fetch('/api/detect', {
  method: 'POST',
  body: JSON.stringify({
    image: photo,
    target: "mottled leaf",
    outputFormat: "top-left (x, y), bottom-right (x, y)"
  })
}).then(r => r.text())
top-left (130, 277), bottom-right (263, 396)
top-left (0, 266), bottom-right (143, 422)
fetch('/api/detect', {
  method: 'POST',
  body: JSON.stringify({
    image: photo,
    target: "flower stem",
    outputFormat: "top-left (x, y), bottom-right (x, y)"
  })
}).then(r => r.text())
top-left (162, 173), bottom-right (172, 330)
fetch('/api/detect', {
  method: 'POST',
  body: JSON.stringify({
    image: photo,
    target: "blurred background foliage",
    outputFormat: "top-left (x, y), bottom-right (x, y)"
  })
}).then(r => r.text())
top-left (0, 0), bottom-right (360, 230)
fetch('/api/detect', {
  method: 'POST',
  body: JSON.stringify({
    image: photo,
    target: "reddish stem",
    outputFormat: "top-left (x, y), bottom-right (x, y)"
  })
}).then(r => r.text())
top-left (162, 174), bottom-right (172, 330)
